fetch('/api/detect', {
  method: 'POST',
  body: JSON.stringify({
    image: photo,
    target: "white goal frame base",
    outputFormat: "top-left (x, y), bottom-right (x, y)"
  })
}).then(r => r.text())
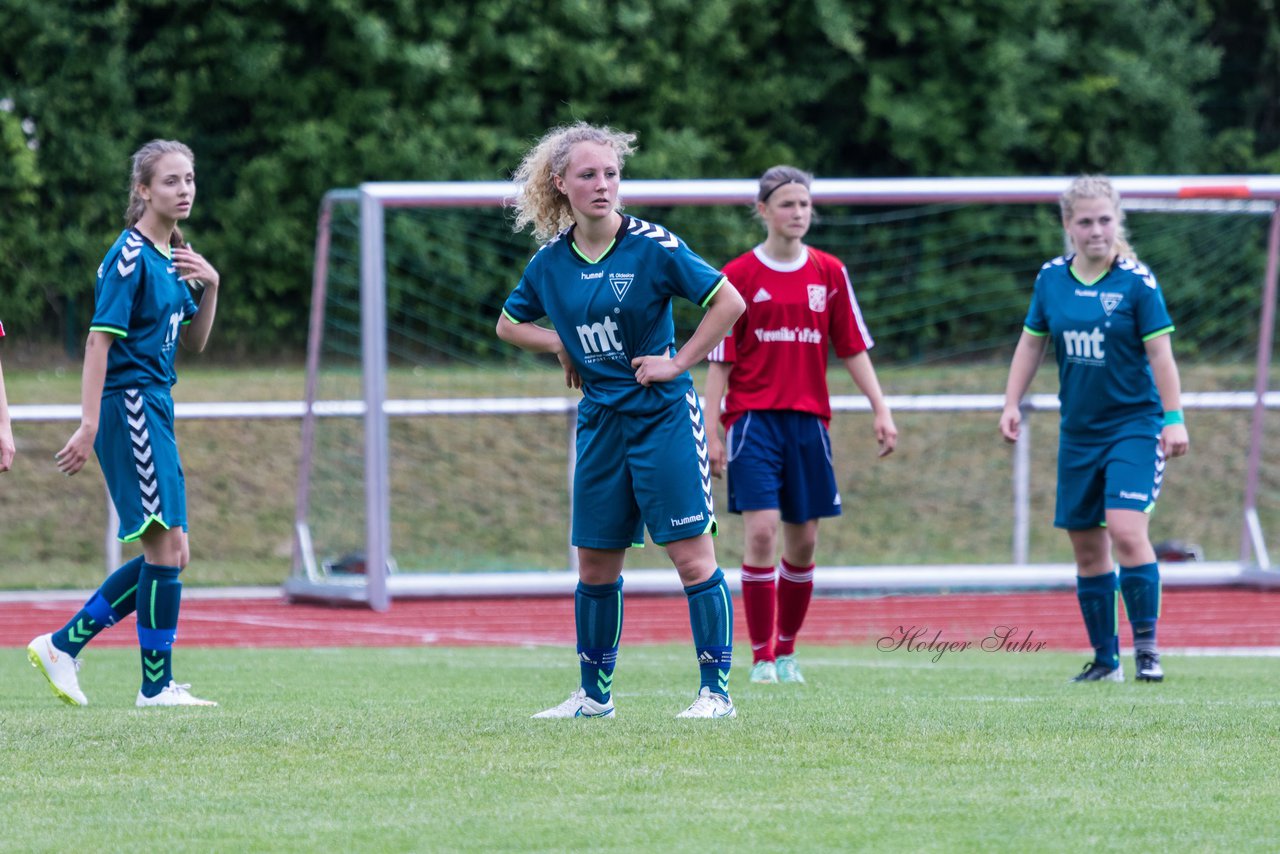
top-left (282, 560), bottom-right (1278, 605)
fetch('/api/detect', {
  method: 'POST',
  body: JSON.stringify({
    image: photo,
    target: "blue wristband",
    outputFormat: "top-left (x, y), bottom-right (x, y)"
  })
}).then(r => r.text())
top-left (1163, 410), bottom-right (1185, 426)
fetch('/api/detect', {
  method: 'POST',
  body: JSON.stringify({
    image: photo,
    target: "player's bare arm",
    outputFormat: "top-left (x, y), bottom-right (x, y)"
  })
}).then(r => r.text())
top-left (55, 331), bottom-right (113, 476)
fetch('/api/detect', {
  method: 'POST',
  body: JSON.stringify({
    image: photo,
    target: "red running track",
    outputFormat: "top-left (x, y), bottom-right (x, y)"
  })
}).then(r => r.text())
top-left (2, 588), bottom-right (1278, 651)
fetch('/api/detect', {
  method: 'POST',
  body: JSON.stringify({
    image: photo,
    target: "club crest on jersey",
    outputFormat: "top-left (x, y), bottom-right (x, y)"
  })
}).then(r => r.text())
top-left (1099, 292), bottom-right (1124, 316)
top-left (609, 272), bottom-right (634, 302)
top-left (808, 284), bottom-right (827, 312)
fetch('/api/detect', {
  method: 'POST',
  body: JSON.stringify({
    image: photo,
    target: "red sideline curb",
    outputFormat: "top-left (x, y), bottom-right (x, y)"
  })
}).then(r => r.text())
top-left (2, 588), bottom-right (1277, 650)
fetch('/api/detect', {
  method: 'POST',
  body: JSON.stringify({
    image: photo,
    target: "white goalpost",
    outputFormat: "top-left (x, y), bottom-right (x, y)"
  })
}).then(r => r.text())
top-left (287, 176), bottom-right (1280, 610)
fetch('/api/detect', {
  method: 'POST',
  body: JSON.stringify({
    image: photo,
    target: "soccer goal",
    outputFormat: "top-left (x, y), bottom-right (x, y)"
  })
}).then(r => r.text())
top-left (287, 177), bottom-right (1280, 610)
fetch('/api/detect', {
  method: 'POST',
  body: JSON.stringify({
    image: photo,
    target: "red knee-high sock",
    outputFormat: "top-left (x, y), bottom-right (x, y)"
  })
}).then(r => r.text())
top-left (775, 559), bottom-right (814, 657)
top-left (740, 564), bottom-right (777, 663)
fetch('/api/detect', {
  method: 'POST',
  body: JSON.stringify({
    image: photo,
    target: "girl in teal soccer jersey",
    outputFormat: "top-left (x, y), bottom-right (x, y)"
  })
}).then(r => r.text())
top-left (0, 319), bottom-right (13, 473)
top-left (27, 139), bottom-right (222, 708)
top-left (497, 122), bottom-right (746, 718)
top-left (1000, 175), bottom-right (1190, 684)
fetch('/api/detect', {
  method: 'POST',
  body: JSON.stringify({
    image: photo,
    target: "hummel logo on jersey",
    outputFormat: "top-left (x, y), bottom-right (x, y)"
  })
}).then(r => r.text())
top-left (753, 288), bottom-right (773, 303)
top-left (628, 218), bottom-right (680, 249)
top-left (116, 233), bottom-right (145, 278)
top-left (1062, 328), bottom-right (1106, 361)
top-left (609, 272), bottom-right (634, 302)
top-left (1100, 292), bottom-right (1124, 316)
top-left (581, 270), bottom-right (604, 280)
top-left (166, 265), bottom-right (177, 274)
top-left (1119, 490), bottom-right (1149, 502)
top-left (576, 316), bottom-right (624, 357)
top-left (1118, 258), bottom-right (1159, 289)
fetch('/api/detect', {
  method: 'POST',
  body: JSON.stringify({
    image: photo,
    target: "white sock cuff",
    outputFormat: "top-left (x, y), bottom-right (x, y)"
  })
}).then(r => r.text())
top-left (778, 563), bottom-right (814, 584)
top-left (740, 566), bottom-right (777, 584)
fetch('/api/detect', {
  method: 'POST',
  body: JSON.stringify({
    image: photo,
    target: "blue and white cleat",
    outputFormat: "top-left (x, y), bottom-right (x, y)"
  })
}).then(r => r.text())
top-left (532, 687), bottom-right (615, 719)
top-left (677, 686), bottom-right (737, 718)
top-left (1069, 660), bottom-right (1124, 683)
top-left (1135, 651), bottom-right (1164, 683)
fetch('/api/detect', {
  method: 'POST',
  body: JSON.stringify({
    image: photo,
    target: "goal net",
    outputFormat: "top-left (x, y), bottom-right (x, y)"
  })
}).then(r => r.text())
top-left (288, 178), bottom-right (1280, 609)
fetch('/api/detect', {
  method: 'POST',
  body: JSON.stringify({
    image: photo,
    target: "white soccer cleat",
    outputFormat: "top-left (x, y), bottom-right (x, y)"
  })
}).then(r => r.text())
top-left (27, 633), bottom-right (88, 706)
top-left (531, 687), bottom-right (615, 719)
top-left (136, 680), bottom-right (218, 708)
top-left (677, 686), bottom-right (737, 719)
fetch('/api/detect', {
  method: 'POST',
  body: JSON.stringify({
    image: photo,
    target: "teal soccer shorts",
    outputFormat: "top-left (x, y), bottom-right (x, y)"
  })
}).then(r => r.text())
top-left (94, 386), bottom-right (188, 542)
top-left (571, 392), bottom-right (717, 549)
top-left (1055, 433), bottom-right (1164, 530)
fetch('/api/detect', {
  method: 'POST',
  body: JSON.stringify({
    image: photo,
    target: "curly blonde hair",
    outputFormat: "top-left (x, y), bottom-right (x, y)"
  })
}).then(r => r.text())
top-left (125, 139), bottom-right (195, 248)
top-left (1059, 174), bottom-right (1137, 263)
top-left (510, 122), bottom-right (637, 243)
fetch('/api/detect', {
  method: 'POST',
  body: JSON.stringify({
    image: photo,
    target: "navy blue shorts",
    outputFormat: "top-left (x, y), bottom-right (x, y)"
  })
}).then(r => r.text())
top-left (95, 387), bottom-right (188, 542)
top-left (725, 410), bottom-right (841, 524)
top-left (1055, 433), bottom-right (1164, 530)
top-left (572, 391), bottom-right (717, 549)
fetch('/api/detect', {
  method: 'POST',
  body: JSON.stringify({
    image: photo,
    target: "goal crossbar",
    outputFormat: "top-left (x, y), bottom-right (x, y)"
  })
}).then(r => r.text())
top-left (292, 176), bottom-right (1280, 610)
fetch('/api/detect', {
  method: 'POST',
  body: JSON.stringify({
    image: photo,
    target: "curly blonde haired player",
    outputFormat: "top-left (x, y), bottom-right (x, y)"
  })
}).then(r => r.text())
top-left (27, 140), bottom-right (222, 708)
top-left (1000, 174), bottom-right (1189, 684)
top-left (705, 165), bottom-right (897, 685)
top-left (497, 121), bottom-right (746, 718)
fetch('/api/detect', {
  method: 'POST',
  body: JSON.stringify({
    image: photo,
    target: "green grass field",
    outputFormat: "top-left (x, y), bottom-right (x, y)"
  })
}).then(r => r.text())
top-left (5, 644), bottom-right (1278, 852)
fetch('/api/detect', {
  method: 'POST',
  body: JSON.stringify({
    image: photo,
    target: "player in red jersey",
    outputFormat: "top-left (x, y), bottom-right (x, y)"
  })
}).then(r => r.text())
top-left (705, 165), bottom-right (898, 684)
top-left (0, 319), bottom-right (13, 472)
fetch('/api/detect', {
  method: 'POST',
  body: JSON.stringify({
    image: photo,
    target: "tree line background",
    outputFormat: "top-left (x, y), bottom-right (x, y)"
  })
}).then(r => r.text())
top-left (2, 0), bottom-right (1277, 356)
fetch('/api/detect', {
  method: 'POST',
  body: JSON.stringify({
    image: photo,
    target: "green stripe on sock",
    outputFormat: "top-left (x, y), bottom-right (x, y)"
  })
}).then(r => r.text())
top-left (111, 584), bottom-right (138, 610)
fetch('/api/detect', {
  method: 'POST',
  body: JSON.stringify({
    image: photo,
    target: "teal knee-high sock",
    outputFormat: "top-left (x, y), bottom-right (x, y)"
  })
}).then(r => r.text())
top-left (685, 568), bottom-right (733, 696)
top-left (1076, 572), bottom-right (1120, 668)
top-left (137, 563), bottom-right (182, 697)
top-left (52, 555), bottom-right (144, 657)
top-left (575, 579), bottom-right (623, 704)
top-left (1119, 562), bottom-right (1161, 654)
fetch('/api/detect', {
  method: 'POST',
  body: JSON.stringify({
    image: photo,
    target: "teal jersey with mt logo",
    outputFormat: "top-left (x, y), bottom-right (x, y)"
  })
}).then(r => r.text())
top-left (1023, 254), bottom-right (1174, 442)
top-left (90, 228), bottom-right (199, 392)
top-left (503, 215), bottom-right (726, 415)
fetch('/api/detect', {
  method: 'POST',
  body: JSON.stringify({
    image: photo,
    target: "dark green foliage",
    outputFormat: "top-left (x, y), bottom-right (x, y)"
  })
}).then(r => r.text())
top-left (0, 0), bottom-right (1274, 351)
